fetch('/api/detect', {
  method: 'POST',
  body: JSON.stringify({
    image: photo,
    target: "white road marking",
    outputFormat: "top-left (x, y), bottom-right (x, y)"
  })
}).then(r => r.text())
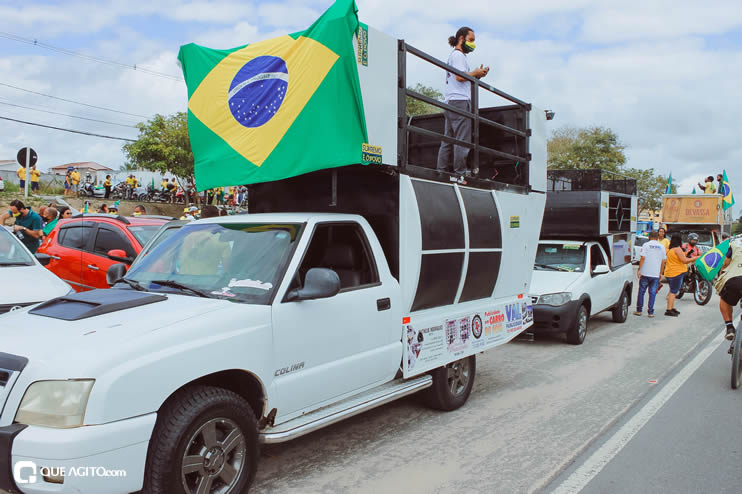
top-left (552, 331), bottom-right (726, 494)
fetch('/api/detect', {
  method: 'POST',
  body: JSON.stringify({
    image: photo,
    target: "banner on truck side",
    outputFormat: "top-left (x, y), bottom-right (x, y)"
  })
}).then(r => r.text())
top-left (403, 298), bottom-right (533, 377)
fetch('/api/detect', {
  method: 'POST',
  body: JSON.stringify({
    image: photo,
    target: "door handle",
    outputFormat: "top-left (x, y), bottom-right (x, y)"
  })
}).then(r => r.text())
top-left (87, 265), bottom-right (99, 271)
top-left (50, 255), bottom-right (61, 260)
top-left (377, 297), bottom-right (391, 311)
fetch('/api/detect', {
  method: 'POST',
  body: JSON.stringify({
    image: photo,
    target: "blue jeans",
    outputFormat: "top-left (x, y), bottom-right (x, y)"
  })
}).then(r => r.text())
top-left (637, 276), bottom-right (660, 314)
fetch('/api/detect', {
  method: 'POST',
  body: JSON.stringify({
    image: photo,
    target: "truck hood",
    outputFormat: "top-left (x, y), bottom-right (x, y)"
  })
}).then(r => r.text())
top-left (0, 291), bottom-right (229, 364)
top-left (529, 269), bottom-right (583, 297)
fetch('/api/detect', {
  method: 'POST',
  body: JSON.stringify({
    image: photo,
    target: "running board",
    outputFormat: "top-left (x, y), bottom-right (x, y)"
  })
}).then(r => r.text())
top-left (260, 375), bottom-right (433, 444)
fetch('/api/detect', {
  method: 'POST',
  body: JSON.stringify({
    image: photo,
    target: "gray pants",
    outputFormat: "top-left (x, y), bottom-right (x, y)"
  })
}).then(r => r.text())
top-left (436, 99), bottom-right (471, 175)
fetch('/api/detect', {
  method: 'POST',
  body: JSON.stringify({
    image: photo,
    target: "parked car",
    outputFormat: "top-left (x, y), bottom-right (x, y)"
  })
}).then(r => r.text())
top-left (37, 213), bottom-right (171, 291)
top-left (0, 226), bottom-right (72, 314)
top-left (632, 235), bottom-right (648, 264)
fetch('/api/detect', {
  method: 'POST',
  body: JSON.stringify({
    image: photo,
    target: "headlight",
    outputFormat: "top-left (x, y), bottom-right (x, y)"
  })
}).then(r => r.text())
top-left (15, 380), bottom-right (94, 428)
top-left (537, 292), bottom-right (572, 306)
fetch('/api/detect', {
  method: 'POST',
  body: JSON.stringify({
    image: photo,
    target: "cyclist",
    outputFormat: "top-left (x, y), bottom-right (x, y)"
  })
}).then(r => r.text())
top-left (682, 233), bottom-right (702, 258)
top-left (717, 241), bottom-right (742, 344)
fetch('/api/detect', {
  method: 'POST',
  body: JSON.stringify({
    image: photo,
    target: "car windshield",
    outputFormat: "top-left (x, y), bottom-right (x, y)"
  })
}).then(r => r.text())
top-left (680, 231), bottom-right (713, 247)
top-left (0, 228), bottom-right (34, 266)
top-left (124, 222), bottom-right (303, 304)
top-left (534, 243), bottom-right (586, 272)
top-left (130, 224), bottom-right (185, 267)
top-left (127, 225), bottom-right (162, 246)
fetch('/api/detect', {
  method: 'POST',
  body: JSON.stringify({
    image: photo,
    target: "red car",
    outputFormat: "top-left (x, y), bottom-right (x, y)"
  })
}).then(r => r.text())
top-left (38, 213), bottom-right (171, 291)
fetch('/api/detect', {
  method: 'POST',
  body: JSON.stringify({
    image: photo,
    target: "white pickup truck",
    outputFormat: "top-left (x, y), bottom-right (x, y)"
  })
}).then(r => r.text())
top-left (529, 238), bottom-right (633, 344)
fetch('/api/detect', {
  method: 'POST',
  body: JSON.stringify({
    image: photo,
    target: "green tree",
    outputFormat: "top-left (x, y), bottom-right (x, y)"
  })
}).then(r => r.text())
top-left (623, 168), bottom-right (670, 213)
top-left (547, 126), bottom-right (626, 171)
top-left (122, 112), bottom-right (194, 186)
top-left (406, 84), bottom-right (444, 117)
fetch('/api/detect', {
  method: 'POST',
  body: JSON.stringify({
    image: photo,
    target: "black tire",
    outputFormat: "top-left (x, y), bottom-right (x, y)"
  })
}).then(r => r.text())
top-left (612, 290), bottom-right (629, 323)
top-left (143, 385), bottom-right (259, 494)
top-left (694, 280), bottom-right (712, 306)
top-left (425, 355), bottom-right (476, 411)
top-left (566, 304), bottom-right (588, 345)
top-left (675, 288), bottom-right (684, 300)
top-left (732, 329), bottom-right (742, 390)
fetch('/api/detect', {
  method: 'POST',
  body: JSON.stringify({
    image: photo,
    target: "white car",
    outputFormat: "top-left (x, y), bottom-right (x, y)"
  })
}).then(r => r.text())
top-left (529, 239), bottom-right (634, 344)
top-left (632, 235), bottom-right (648, 264)
top-left (0, 226), bottom-right (72, 314)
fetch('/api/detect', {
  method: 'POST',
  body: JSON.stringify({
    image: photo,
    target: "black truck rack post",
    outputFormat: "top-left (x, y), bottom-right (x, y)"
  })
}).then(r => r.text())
top-left (399, 41), bottom-right (533, 190)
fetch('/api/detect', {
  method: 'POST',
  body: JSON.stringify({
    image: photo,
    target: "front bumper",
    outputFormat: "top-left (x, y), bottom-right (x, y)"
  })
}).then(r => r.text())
top-left (0, 413), bottom-right (156, 494)
top-left (531, 300), bottom-right (581, 333)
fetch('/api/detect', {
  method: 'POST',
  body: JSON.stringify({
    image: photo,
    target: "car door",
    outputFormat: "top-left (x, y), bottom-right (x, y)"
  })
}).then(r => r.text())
top-left (588, 243), bottom-right (614, 313)
top-left (82, 224), bottom-right (136, 289)
top-left (271, 222), bottom-right (399, 418)
top-left (48, 223), bottom-right (96, 291)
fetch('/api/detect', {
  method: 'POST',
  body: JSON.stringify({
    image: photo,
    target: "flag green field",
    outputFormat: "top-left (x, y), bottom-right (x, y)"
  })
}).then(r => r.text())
top-left (178, 0), bottom-right (368, 190)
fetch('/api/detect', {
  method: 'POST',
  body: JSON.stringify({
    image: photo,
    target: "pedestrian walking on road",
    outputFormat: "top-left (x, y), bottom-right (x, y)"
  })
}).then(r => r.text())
top-left (635, 231), bottom-right (667, 318)
top-left (664, 234), bottom-right (699, 316)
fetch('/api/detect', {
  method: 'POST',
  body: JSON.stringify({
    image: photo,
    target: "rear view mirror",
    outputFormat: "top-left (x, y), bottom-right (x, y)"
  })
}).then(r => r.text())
top-left (106, 263), bottom-right (128, 287)
top-left (107, 249), bottom-right (133, 264)
top-left (34, 253), bottom-right (51, 266)
top-left (286, 268), bottom-right (341, 302)
top-left (592, 264), bottom-right (610, 275)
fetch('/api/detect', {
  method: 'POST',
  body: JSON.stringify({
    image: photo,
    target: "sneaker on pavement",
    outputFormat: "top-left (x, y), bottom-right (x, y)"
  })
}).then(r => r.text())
top-left (633, 311), bottom-right (642, 316)
top-left (670, 308), bottom-right (680, 315)
top-left (726, 326), bottom-right (736, 341)
top-left (648, 313), bottom-right (655, 318)
top-left (664, 310), bottom-right (679, 317)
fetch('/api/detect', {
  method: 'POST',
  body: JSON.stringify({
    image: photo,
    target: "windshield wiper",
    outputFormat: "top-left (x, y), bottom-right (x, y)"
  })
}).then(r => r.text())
top-left (0, 261), bottom-right (33, 266)
top-left (115, 278), bottom-right (146, 291)
top-left (534, 263), bottom-right (562, 271)
top-left (151, 279), bottom-right (211, 298)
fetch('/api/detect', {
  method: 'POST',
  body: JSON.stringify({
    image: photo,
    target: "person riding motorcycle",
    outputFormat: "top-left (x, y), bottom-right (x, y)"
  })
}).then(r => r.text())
top-left (716, 242), bottom-right (742, 348)
top-left (682, 233), bottom-right (702, 258)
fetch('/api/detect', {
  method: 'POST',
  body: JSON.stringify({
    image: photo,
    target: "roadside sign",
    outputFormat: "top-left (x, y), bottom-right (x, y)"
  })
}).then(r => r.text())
top-left (16, 147), bottom-right (38, 198)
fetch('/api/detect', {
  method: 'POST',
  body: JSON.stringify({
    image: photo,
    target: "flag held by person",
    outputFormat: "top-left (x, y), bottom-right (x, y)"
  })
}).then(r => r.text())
top-left (721, 169), bottom-right (735, 211)
top-left (178, 0), bottom-right (368, 190)
top-left (696, 239), bottom-right (730, 281)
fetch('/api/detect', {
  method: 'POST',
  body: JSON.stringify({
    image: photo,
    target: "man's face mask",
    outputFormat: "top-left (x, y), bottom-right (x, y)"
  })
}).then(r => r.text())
top-left (463, 40), bottom-right (476, 53)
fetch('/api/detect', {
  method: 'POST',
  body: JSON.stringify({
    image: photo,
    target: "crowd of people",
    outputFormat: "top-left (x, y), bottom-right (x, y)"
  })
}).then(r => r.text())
top-left (0, 199), bottom-right (74, 254)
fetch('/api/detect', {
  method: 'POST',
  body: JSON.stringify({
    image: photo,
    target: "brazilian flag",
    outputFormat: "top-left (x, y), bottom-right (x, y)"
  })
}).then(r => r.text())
top-left (721, 169), bottom-right (735, 211)
top-left (178, 0), bottom-right (367, 190)
top-left (696, 239), bottom-right (730, 281)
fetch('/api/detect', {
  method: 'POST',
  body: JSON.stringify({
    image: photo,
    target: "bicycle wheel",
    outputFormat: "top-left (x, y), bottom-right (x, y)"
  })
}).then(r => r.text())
top-left (731, 327), bottom-right (742, 389)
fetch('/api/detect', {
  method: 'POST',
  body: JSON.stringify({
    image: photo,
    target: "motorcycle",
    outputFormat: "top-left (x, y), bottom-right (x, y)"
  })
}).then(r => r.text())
top-left (676, 264), bottom-right (712, 305)
top-left (145, 185), bottom-right (171, 203)
top-left (79, 182), bottom-right (106, 198)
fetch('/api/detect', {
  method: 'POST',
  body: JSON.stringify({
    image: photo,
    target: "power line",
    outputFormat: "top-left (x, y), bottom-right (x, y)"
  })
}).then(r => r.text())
top-left (0, 115), bottom-right (136, 142)
top-left (0, 99), bottom-right (138, 128)
top-left (0, 31), bottom-right (184, 82)
top-left (0, 81), bottom-right (150, 119)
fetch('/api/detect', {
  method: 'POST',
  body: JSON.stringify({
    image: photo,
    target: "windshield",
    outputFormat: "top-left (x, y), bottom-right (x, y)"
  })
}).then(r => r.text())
top-left (0, 228), bottom-right (34, 266)
top-left (124, 222), bottom-right (302, 304)
top-left (128, 225), bottom-right (162, 246)
top-left (131, 224), bottom-right (184, 266)
top-left (680, 231), bottom-right (713, 247)
top-left (535, 243), bottom-right (586, 272)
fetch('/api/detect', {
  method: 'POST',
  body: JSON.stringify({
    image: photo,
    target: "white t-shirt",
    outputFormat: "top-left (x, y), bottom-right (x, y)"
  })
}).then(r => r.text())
top-left (639, 240), bottom-right (667, 278)
top-left (445, 50), bottom-right (470, 102)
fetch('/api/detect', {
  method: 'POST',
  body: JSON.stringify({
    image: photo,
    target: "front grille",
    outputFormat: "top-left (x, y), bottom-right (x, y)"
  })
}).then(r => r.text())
top-left (0, 302), bottom-right (35, 314)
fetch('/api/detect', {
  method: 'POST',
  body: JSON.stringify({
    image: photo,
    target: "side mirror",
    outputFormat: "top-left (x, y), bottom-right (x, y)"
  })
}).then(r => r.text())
top-left (285, 268), bottom-right (341, 302)
top-left (106, 263), bottom-right (128, 287)
top-left (592, 264), bottom-right (610, 275)
top-left (107, 249), bottom-right (133, 264)
top-left (34, 253), bottom-right (51, 266)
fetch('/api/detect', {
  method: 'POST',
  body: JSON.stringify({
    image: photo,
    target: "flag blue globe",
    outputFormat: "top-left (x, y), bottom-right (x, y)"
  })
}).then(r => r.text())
top-left (721, 183), bottom-right (731, 197)
top-left (228, 56), bottom-right (289, 128)
top-left (704, 251), bottom-right (722, 269)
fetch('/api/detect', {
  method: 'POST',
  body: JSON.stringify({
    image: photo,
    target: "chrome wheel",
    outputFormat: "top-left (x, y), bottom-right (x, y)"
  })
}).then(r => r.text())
top-left (578, 309), bottom-right (587, 340)
top-left (446, 358), bottom-right (471, 396)
top-left (621, 296), bottom-right (628, 318)
top-left (181, 417), bottom-right (246, 494)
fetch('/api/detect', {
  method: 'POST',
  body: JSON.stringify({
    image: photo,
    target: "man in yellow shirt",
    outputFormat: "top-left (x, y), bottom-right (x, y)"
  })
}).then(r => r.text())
top-left (161, 178), bottom-right (169, 190)
top-left (16, 166), bottom-right (26, 190)
top-left (697, 176), bottom-right (716, 194)
top-left (70, 168), bottom-right (81, 197)
top-left (30, 165), bottom-right (41, 193)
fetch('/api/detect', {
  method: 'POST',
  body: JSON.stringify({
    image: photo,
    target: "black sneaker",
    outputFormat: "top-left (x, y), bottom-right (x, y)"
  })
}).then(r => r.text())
top-left (726, 326), bottom-right (736, 341)
top-left (665, 310), bottom-right (679, 317)
top-left (670, 308), bottom-right (680, 315)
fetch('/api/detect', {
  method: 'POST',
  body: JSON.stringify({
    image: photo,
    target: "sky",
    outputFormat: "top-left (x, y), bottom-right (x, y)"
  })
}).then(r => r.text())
top-left (0, 0), bottom-right (740, 216)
